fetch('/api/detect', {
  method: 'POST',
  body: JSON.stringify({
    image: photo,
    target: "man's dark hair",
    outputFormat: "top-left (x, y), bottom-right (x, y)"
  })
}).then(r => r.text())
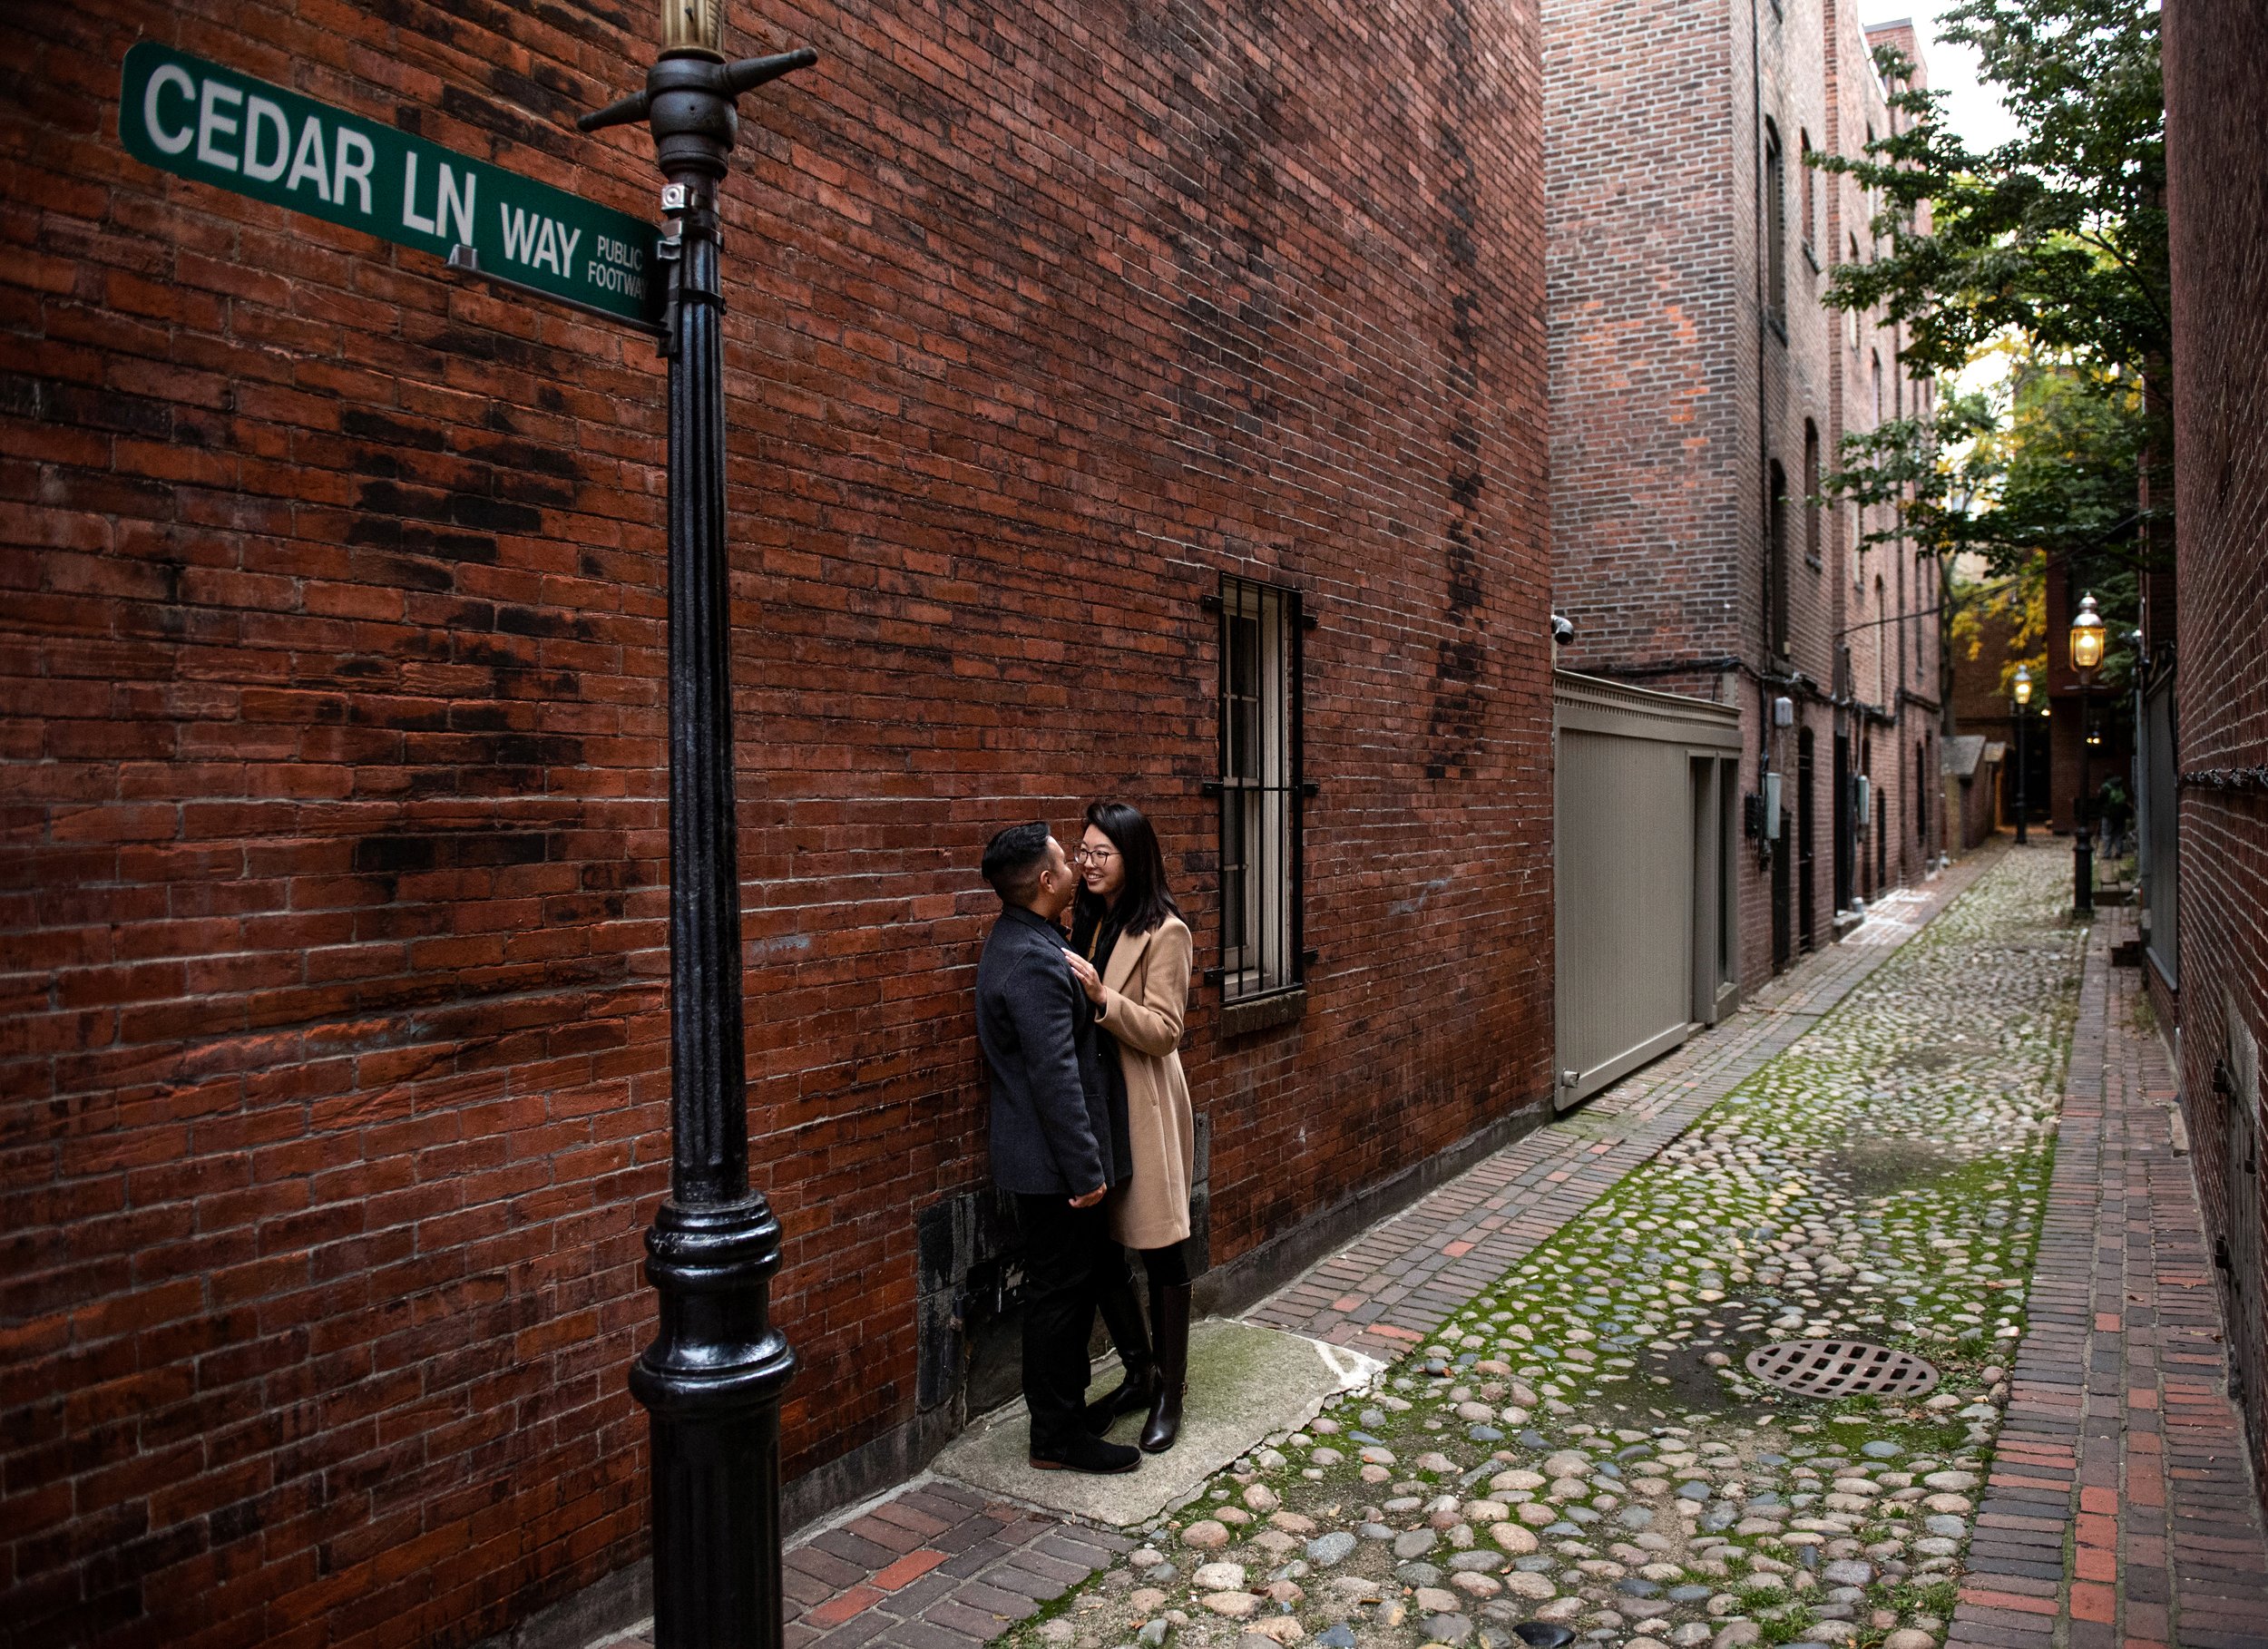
top-left (982, 822), bottom-right (1052, 905)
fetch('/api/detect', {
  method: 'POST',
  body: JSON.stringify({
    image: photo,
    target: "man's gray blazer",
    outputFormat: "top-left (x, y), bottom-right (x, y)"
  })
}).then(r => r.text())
top-left (975, 904), bottom-right (1123, 1196)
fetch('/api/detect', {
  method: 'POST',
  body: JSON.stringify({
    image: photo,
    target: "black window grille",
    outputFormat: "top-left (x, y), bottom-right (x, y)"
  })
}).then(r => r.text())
top-left (1803, 420), bottom-right (1823, 568)
top-left (1212, 578), bottom-right (1303, 1001)
top-left (1768, 458), bottom-right (1791, 660)
top-left (1799, 131), bottom-right (1815, 258)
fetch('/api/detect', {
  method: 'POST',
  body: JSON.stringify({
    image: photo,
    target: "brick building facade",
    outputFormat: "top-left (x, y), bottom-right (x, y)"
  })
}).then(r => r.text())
top-left (0, 1), bottom-right (1555, 1644)
top-left (1542, 0), bottom-right (1941, 992)
top-left (2165, 0), bottom-right (2268, 1508)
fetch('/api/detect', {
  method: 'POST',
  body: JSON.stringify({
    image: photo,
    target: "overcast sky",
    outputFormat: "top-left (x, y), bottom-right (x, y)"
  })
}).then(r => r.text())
top-left (1865, 3), bottom-right (2022, 151)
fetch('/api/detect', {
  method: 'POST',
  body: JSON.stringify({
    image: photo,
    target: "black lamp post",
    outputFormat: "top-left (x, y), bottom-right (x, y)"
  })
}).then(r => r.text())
top-left (577, 11), bottom-right (815, 1646)
top-left (2011, 665), bottom-right (2031, 845)
top-left (2068, 593), bottom-right (2106, 916)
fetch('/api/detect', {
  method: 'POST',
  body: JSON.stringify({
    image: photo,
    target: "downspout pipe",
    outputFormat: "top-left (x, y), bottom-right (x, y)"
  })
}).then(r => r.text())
top-left (1752, 0), bottom-right (1770, 787)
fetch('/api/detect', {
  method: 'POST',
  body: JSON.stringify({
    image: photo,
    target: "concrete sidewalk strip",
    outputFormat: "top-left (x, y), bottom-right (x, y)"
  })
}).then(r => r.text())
top-left (934, 1321), bottom-right (1382, 1527)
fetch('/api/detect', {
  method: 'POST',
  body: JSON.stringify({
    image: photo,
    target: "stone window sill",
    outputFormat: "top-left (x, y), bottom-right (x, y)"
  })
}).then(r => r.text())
top-left (1218, 987), bottom-right (1307, 1039)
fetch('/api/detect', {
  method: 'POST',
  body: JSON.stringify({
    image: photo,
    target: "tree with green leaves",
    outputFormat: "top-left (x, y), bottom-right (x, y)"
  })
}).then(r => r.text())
top-left (1811, 0), bottom-right (2166, 705)
top-left (1821, 0), bottom-right (2165, 387)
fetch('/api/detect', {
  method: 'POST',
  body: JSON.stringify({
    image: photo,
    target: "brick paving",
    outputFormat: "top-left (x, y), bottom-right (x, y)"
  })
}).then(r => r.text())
top-left (608, 1478), bottom-right (1135, 1649)
top-left (1947, 900), bottom-right (2268, 1649)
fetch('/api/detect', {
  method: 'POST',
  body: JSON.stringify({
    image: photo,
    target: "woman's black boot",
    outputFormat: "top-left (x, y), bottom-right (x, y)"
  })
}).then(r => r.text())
top-left (1139, 1281), bottom-right (1191, 1453)
top-left (1084, 1258), bottom-right (1158, 1434)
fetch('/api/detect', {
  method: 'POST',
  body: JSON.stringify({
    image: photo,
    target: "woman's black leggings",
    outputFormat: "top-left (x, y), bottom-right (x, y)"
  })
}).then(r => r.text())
top-left (1092, 1237), bottom-right (1192, 1371)
top-left (1136, 1238), bottom-right (1191, 1289)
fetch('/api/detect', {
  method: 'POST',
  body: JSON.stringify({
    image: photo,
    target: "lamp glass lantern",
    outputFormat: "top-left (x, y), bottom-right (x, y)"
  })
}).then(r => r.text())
top-left (2013, 664), bottom-right (2032, 707)
top-left (661, 0), bottom-right (727, 56)
top-left (2068, 592), bottom-right (2107, 680)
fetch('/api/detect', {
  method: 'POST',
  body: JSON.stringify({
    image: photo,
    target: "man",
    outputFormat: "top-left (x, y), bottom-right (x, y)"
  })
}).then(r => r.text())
top-left (975, 823), bottom-right (1141, 1475)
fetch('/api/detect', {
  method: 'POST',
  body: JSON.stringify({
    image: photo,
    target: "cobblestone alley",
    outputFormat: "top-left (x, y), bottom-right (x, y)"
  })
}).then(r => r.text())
top-left (713, 846), bottom-right (2268, 1649)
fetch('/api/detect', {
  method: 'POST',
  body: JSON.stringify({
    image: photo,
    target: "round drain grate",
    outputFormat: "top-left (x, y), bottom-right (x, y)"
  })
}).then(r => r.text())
top-left (1744, 1339), bottom-right (1940, 1399)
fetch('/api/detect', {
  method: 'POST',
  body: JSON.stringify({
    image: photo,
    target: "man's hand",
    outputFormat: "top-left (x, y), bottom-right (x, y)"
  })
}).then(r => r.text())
top-left (1062, 949), bottom-right (1106, 1003)
top-left (1069, 1185), bottom-right (1108, 1209)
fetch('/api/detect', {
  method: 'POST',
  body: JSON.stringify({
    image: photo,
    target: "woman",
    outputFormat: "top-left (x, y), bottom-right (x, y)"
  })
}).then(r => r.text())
top-left (1063, 800), bottom-right (1198, 1453)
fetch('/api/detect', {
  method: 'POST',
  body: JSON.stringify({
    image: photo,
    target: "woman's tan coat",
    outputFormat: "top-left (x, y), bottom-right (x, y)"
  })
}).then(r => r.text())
top-left (1095, 913), bottom-right (1196, 1252)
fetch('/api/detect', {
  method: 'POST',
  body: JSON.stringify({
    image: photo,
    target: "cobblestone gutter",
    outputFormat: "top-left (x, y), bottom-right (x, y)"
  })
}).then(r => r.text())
top-left (1014, 850), bottom-right (2083, 1649)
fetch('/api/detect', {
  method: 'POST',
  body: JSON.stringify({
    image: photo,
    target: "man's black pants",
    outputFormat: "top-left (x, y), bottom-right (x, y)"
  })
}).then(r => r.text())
top-left (1013, 1192), bottom-right (1111, 1455)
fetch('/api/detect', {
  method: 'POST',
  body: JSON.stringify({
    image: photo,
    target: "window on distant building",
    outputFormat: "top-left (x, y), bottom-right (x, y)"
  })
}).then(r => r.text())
top-left (1872, 574), bottom-right (1889, 704)
top-left (1916, 737), bottom-right (1929, 850)
top-left (1847, 235), bottom-right (1862, 349)
top-left (1871, 350), bottom-right (1883, 423)
top-left (1768, 459), bottom-right (1791, 659)
top-left (1803, 420), bottom-right (1823, 568)
top-left (1896, 543), bottom-right (1908, 685)
top-left (1764, 121), bottom-right (1787, 326)
top-left (1217, 577), bottom-right (1302, 1002)
top-left (1799, 131), bottom-right (1815, 259)
top-left (1863, 123), bottom-right (1881, 258)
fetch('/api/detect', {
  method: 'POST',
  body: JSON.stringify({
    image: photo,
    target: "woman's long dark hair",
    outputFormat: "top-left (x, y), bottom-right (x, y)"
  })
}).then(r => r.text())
top-left (1073, 799), bottom-right (1181, 937)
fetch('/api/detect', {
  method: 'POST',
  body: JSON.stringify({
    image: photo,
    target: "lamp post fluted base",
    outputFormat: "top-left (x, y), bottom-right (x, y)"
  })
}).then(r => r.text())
top-left (630, 1198), bottom-right (798, 1649)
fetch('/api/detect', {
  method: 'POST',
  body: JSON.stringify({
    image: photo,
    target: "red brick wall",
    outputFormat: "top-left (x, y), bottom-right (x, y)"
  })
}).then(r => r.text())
top-left (1540, 0), bottom-right (1743, 673)
top-left (1542, 0), bottom-right (1938, 990)
top-left (0, 0), bottom-right (1554, 1641)
top-left (2165, 0), bottom-right (2268, 1511)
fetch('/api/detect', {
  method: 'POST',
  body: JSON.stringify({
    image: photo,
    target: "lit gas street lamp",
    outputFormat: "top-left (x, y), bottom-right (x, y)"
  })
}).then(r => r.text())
top-left (2068, 593), bottom-right (2107, 676)
top-left (576, 11), bottom-right (816, 1646)
top-left (2068, 593), bottom-right (2106, 915)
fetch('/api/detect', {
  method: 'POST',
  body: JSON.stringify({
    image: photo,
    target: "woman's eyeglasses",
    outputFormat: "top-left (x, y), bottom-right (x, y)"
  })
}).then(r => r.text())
top-left (1072, 845), bottom-right (1118, 866)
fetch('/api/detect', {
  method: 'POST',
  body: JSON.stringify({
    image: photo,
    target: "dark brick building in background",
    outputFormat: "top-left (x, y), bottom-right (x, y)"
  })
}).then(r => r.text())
top-left (2165, 0), bottom-right (2268, 1509)
top-left (1943, 590), bottom-right (2036, 834)
top-left (1944, 572), bottom-right (2136, 848)
top-left (0, 0), bottom-right (1554, 1644)
top-left (1542, 0), bottom-right (1942, 993)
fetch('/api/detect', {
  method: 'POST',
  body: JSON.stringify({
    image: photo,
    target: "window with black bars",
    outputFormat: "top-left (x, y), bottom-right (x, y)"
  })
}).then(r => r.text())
top-left (1207, 578), bottom-right (1304, 1001)
top-left (1764, 121), bottom-right (1787, 324)
top-left (1768, 459), bottom-right (1791, 660)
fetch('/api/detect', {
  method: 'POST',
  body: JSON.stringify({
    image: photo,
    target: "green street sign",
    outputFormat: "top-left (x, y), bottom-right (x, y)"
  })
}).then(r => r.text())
top-left (119, 42), bottom-right (664, 333)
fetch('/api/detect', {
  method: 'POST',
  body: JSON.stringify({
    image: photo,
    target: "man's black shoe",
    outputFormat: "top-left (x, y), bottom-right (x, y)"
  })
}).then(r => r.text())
top-left (1030, 1434), bottom-right (1141, 1475)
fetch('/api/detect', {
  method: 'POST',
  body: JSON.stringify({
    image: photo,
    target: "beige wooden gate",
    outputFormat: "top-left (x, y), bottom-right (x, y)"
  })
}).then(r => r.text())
top-left (1554, 671), bottom-right (1743, 1109)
